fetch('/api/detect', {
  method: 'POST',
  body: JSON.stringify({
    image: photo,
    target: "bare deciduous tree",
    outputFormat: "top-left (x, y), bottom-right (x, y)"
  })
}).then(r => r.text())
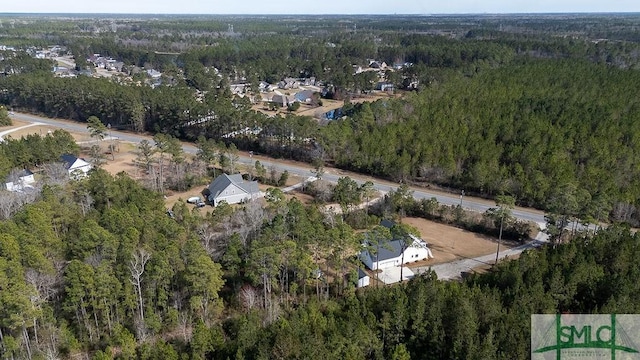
top-left (0, 189), bottom-right (40, 220)
top-left (197, 223), bottom-right (223, 259)
top-left (41, 163), bottom-right (70, 187)
top-left (0, 190), bottom-right (20, 219)
top-left (239, 285), bottom-right (260, 312)
top-left (129, 248), bottom-right (151, 338)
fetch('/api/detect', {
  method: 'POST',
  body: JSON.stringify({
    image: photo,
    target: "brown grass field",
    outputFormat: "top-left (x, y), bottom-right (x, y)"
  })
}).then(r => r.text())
top-left (402, 217), bottom-right (507, 266)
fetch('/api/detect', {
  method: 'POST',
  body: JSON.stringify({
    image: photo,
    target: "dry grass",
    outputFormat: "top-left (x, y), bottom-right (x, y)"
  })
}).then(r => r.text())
top-left (98, 142), bottom-right (139, 175)
top-left (402, 217), bottom-right (508, 267)
top-left (3, 124), bottom-right (92, 142)
top-left (1, 119), bottom-right (30, 129)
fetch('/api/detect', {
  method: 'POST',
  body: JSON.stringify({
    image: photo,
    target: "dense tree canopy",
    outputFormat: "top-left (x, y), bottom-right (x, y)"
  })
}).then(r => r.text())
top-left (1, 162), bottom-right (636, 359)
top-left (320, 59), bottom-right (640, 223)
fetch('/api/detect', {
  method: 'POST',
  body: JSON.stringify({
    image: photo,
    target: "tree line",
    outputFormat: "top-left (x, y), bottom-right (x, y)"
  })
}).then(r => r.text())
top-left (318, 59), bottom-right (640, 224)
top-left (1, 165), bottom-right (635, 359)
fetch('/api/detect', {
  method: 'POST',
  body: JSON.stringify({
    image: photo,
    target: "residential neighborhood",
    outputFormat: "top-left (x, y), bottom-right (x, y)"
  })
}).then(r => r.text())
top-left (0, 11), bottom-right (636, 360)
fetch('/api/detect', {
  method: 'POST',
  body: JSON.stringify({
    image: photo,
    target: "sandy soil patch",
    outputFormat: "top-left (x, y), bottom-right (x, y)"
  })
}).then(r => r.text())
top-left (401, 217), bottom-right (509, 267)
top-left (295, 98), bottom-right (343, 118)
top-left (164, 188), bottom-right (210, 211)
top-left (285, 191), bottom-right (315, 205)
top-left (98, 143), bottom-right (140, 176)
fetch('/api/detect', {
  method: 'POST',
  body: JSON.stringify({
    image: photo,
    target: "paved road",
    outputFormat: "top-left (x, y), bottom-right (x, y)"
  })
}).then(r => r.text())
top-left (0, 121), bottom-right (42, 142)
top-left (10, 112), bottom-right (548, 226)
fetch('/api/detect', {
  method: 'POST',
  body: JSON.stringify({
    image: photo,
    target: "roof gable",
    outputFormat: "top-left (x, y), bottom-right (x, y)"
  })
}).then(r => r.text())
top-left (367, 239), bottom-right (404, 262)
top-left (208, 174), bottom-right (259, 199)
top-left (380, 219), bottom-right (396, 229)
top-left (365, 219), bottom-right (427, 262)
top-left (60, 154), bottom-right (79, 169)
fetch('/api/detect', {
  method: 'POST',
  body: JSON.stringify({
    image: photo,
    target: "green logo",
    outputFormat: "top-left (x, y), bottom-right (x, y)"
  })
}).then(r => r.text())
top-left (532, 314), bottom-right (640, 359)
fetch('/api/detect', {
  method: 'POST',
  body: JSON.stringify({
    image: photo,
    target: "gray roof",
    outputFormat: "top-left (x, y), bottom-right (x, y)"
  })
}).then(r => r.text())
top-left (366, 239), bottom-right (405, 262)
top-left (294, 89), bottom-right (314, 101)
top-left (60, 154), bottom-right (79, 170)
top-left (364, 219), bottom-right (409, 262)
top-left (208, 173), bottom-right (259, 199)
top-left (15, 169), bottom-right (33, 177)
top-left (358, 268), bottom-right (368, 279)
top-left (380, 219), bottom-right (396, 229)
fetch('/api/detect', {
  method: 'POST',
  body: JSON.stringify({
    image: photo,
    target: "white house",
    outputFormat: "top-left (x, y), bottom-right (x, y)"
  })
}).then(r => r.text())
top-left (5, 169), bottom-right (35, 192)
top-left (60, 154), bottom-right (92, 178)
top-left (360, 220), bottom-right (434, 271)
top-left (207, 174), bottom-right (259, 206)
top-left (376, 82), bottom-right (395, 92)
top-left (357, 268), bottom-right (370, 288)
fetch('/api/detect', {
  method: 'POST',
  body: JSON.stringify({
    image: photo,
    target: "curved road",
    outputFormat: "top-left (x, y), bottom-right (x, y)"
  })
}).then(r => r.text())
top-left (10, 112), bottom-right (547, 227)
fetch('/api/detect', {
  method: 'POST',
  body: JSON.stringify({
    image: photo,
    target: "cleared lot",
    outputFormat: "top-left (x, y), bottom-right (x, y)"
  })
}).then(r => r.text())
top-left (401, 217), bottom-right (507, 267)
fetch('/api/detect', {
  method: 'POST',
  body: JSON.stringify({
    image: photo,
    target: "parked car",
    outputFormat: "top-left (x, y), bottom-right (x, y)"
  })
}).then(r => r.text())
top-left (195, 201), bottom-right (206, 208)
top-left (187, 196), bottom-right (201, 204)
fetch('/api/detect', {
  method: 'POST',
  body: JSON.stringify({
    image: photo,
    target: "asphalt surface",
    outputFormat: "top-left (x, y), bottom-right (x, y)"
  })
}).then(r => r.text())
top-left (10, 112), bottom-right (548, 226)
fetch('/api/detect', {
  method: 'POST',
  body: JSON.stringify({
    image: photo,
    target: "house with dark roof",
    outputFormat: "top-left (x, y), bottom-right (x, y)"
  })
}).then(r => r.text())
top-left (360, 220), bottom-right (434, 270)
top-left (271, 94), bottom-right (296, 107)
top-left (207, 174), bottom-right (259, 206)
top-left (259, 81), bottom-right (278, 92)
top-left (294, 90), bottom-right (315, 103)
top-left (60, 154), bottom-right (92, 178)
top-left (4, 169), bottom-right (35, 192)
top-left (278, 78), bottom-right (300, 90)
top-left (357, 268), bottom-right (370, 288)
top-left (369, 60), bottom-right (387, 69)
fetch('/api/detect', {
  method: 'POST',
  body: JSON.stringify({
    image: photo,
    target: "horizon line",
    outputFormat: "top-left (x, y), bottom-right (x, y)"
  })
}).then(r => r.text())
top-left (1, 11), bottom-right (640, 16)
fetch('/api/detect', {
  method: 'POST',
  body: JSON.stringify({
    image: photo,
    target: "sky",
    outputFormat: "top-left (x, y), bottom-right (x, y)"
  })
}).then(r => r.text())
top-left (2, 0), bottom-right (640, 15)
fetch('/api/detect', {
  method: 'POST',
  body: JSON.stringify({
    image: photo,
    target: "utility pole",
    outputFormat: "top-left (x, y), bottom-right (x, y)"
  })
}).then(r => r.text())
top-left (107, 123), bottom-right (114, 160)
top-left (495, 210), bottom-right (504, 265)
top-left (493, 194), bottom-right (514, 265)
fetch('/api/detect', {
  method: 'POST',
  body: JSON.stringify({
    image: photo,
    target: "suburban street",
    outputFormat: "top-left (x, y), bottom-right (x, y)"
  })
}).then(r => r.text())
top-left (10, 112), bottom-right (548, 227)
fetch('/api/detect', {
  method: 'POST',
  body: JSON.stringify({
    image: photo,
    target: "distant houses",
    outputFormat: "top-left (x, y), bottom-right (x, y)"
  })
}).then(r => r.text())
top-left (3, 154), bottom-right (93, 191)
top-left (375, 82), bottom-right (395, 92)
top-left (278, 78), bottom-right (300, 90)
top-left (271, 94), bottom-right (297, 107)
top-left (294, 90), bottom-right (315, 103)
